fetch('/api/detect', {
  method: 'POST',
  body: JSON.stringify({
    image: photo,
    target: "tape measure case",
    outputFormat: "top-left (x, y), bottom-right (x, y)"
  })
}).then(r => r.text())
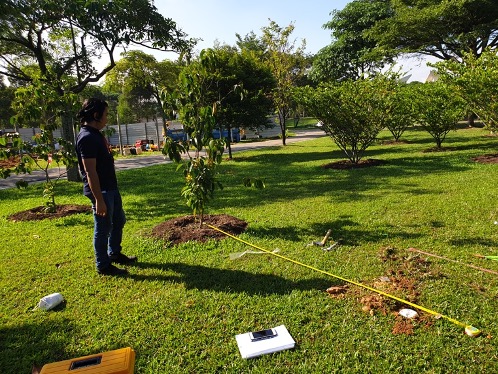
top-left (39, 347), bottom-right (135, 374)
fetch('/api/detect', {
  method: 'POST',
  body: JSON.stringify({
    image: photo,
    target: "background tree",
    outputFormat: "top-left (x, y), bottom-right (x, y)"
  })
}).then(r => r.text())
top-left (434, 49), bottom-right (498, 132)
top-left (0, 0), bottom-right (193, 181)
top-left (162, 46), bottom-right (272, 222)
top-left (369, 0), bottom-right (498, 61)
top-left (104, 50), bottom-right (181, 134)
top-left (261, 20), bottom-right (306, 145)
top-left (10, 74), bottom-right (79, 136)
top-left (235, 31), bottom-right (266, 56)
top-left (1, 78), bottom-right (78, 211)
top-left (297, 74), bottom-right (397, 164)
top-left (311, 0), bottom-right (393, 83)
top-left (201, 47), bottom-right (275, 159)
top-left (0, 80), bottom-right (15, 128)
top-left (161, 54), bottom-right (225, 225)
top-left (384, 81), bottom-right (418, 141)
top-left (413, 82), bottom-right (465, 149)
top-left (289, 54), bottom-right (314, 126)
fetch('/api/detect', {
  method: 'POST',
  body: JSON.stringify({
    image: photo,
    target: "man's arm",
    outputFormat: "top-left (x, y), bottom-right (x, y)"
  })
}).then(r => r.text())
top-left (81, 158), bottom-right (107, 217)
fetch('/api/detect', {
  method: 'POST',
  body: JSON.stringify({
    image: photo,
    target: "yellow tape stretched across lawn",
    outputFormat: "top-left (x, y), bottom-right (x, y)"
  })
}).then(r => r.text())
top-left (205, 223), bottom-right (481, 337)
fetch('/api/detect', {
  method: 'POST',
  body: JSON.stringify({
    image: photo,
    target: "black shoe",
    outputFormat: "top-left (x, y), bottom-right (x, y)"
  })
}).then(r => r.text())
top-left (109, 253), bottom-right (138, 264)
top-left (97, 264), bottom-right (128, 276)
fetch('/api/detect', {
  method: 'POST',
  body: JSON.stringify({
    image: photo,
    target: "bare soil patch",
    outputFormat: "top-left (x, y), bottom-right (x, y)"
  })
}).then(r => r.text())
top-left (0, 156), bottom-right (21, 169)
top-left (473, 154), bottom-right (498, 164)
top-left (8, 204), bottom-right (91, 221)
top-left (422, 146), bottom-right (452, 153)
top-left (381, 140), bottom-right (410, 145)
top-left (150, 214), bottom-right (248, 245)
top-left (326, 246), bottom-right (438, 336)
top-left (322, 159), bottom-right (386, 170)
top-left (8, 206), bottom-right (247, 248)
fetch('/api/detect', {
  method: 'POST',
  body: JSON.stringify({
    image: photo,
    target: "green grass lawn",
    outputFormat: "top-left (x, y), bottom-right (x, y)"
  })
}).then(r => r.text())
top-left (1, 126), bottom-right (498, 373)
top-left (285, 116), bottom-right (319, 129)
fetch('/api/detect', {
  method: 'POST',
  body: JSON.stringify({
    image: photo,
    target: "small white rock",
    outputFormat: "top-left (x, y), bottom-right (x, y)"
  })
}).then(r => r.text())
top-left (399, 308), bottom-right (418, 319)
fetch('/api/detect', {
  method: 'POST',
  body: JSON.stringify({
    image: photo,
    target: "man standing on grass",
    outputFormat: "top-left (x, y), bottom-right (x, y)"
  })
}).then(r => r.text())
top-left (76, 98), bottom-right (137, 276)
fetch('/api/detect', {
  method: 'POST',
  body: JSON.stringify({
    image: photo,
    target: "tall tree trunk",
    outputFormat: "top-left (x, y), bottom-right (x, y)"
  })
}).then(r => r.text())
top-left (154, 116), bottom-right (161, 149)
top-left (117, 112), bottom-right (123, 155)
top-left (226, 123), bottom-right (233, 159)
top-left (279, 111), bottom-right (287, 146)
top-left (161, 113), bottom-right (168, 150)
top-left (61, 109), bottom-right (81, 182)
top-left (467, 111), bottom-right (475, 127)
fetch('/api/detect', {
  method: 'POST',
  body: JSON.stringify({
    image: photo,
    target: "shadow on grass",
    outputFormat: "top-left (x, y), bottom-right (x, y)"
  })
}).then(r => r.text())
top-left (450, 237), bottom-right (498, 248)
top-left (128, 262), bottom-right (335, 295)
top-left (0, 318), bottom-right (75, 373)
top-left (246, 219), bottom-right (423, 246)
top-left (111, 129), bottom-right (495, 220)
top-left (118, 164), bottom-right (186, 222)
top-left (0, 181), bottom-right (84, 208)
top-left (53, 214), bottom-right (93, 227)
top-left (212, 151), bottom-right (465, 212)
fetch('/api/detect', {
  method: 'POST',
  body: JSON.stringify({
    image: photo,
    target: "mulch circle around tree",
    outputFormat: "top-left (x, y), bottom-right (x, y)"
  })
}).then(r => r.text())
top-left (8, 204), bottom-right (92, 221)
top-left (380, 140), bottom-right (410, 145)
top-left (322, 159), bottom-right (387, 170)
top-left (473, 154), bottom-right (498, 164)
top-left (151, 214), bottom-right (248, 245)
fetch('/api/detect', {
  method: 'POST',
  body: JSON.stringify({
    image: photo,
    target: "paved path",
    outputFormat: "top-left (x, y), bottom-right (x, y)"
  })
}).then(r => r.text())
top-left (0, 128), bottom-right (324, 190)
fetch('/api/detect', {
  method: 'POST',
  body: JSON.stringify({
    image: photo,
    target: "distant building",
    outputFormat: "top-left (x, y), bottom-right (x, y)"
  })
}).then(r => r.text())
top-left (425, 70), bottom-right (439, 82)
top-left (399, 74), bottom-right (412, 83)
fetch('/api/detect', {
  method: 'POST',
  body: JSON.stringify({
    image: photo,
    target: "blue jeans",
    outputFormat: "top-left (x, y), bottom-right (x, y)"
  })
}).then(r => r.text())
top-left (88, 190), bottom-right (126, 270)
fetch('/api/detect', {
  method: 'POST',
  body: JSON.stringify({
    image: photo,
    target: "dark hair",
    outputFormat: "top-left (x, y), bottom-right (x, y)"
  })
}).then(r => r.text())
top-left (77, 98), bottom-right (108, 124)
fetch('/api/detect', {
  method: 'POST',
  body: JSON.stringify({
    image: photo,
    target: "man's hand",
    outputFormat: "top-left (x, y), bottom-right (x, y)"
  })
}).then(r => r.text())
top-left (95, 199), bottom-right (107, 217)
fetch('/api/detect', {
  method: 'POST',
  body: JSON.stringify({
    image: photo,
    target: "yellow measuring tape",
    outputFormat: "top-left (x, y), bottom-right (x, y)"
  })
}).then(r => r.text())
top-left (206, 223), bottom-right (481, 337)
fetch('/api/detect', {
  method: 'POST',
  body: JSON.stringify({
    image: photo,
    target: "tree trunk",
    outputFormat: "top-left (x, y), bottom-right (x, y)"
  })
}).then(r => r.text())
top-left (226, 124), bottom-right (233, 159)
top-left (61, 109), bottom-right (81, 182)
top-left (467, 111), bottom-right (475, 127)
top-left (117, 112), bottom-right (123, 155)
top-left (161, 113), bottom-right (168, 149)
top-left (279, 111), bottom-right (287, 146)
top-left (154, 116), bottom-right (161, 149)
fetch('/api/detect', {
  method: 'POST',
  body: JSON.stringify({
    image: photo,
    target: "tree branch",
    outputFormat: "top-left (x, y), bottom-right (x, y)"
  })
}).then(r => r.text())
top-left (69, 42), bottom-right (118, 93)
top-left (0, 69), bottom-right (32, 83)
top-left (69, 19), bottom-right (82, 83)
top-left (34, 27), bottom-right (48, 76)
top-left (126, 38), bottom-right (182, 53)
top-left (0, 56), bottom-right (32, 82)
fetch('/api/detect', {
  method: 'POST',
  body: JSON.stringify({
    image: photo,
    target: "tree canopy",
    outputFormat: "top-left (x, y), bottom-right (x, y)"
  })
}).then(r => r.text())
top-left (0, 0), bottom-right (194, 180)
top-left (104, 50), bottom-right (181, 126)
top-left (0, 81), bottom-right (14, 128)
top-left (297, 74), bottom-right (398, 164)
top-left (311, 0), bottom-right (393, 82)
top-left (369, 0), bottom-right (498, 61)
top-left (412, 82), bottom-right (465, 148)
top-left (261, 20), bottom-right (306, 145)
top-left (435, 49), bottom-right (498, 130)
top-left (0, 0), bottom-right (194, 90)
top-left (200, 47), bottom-right (275, 158)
